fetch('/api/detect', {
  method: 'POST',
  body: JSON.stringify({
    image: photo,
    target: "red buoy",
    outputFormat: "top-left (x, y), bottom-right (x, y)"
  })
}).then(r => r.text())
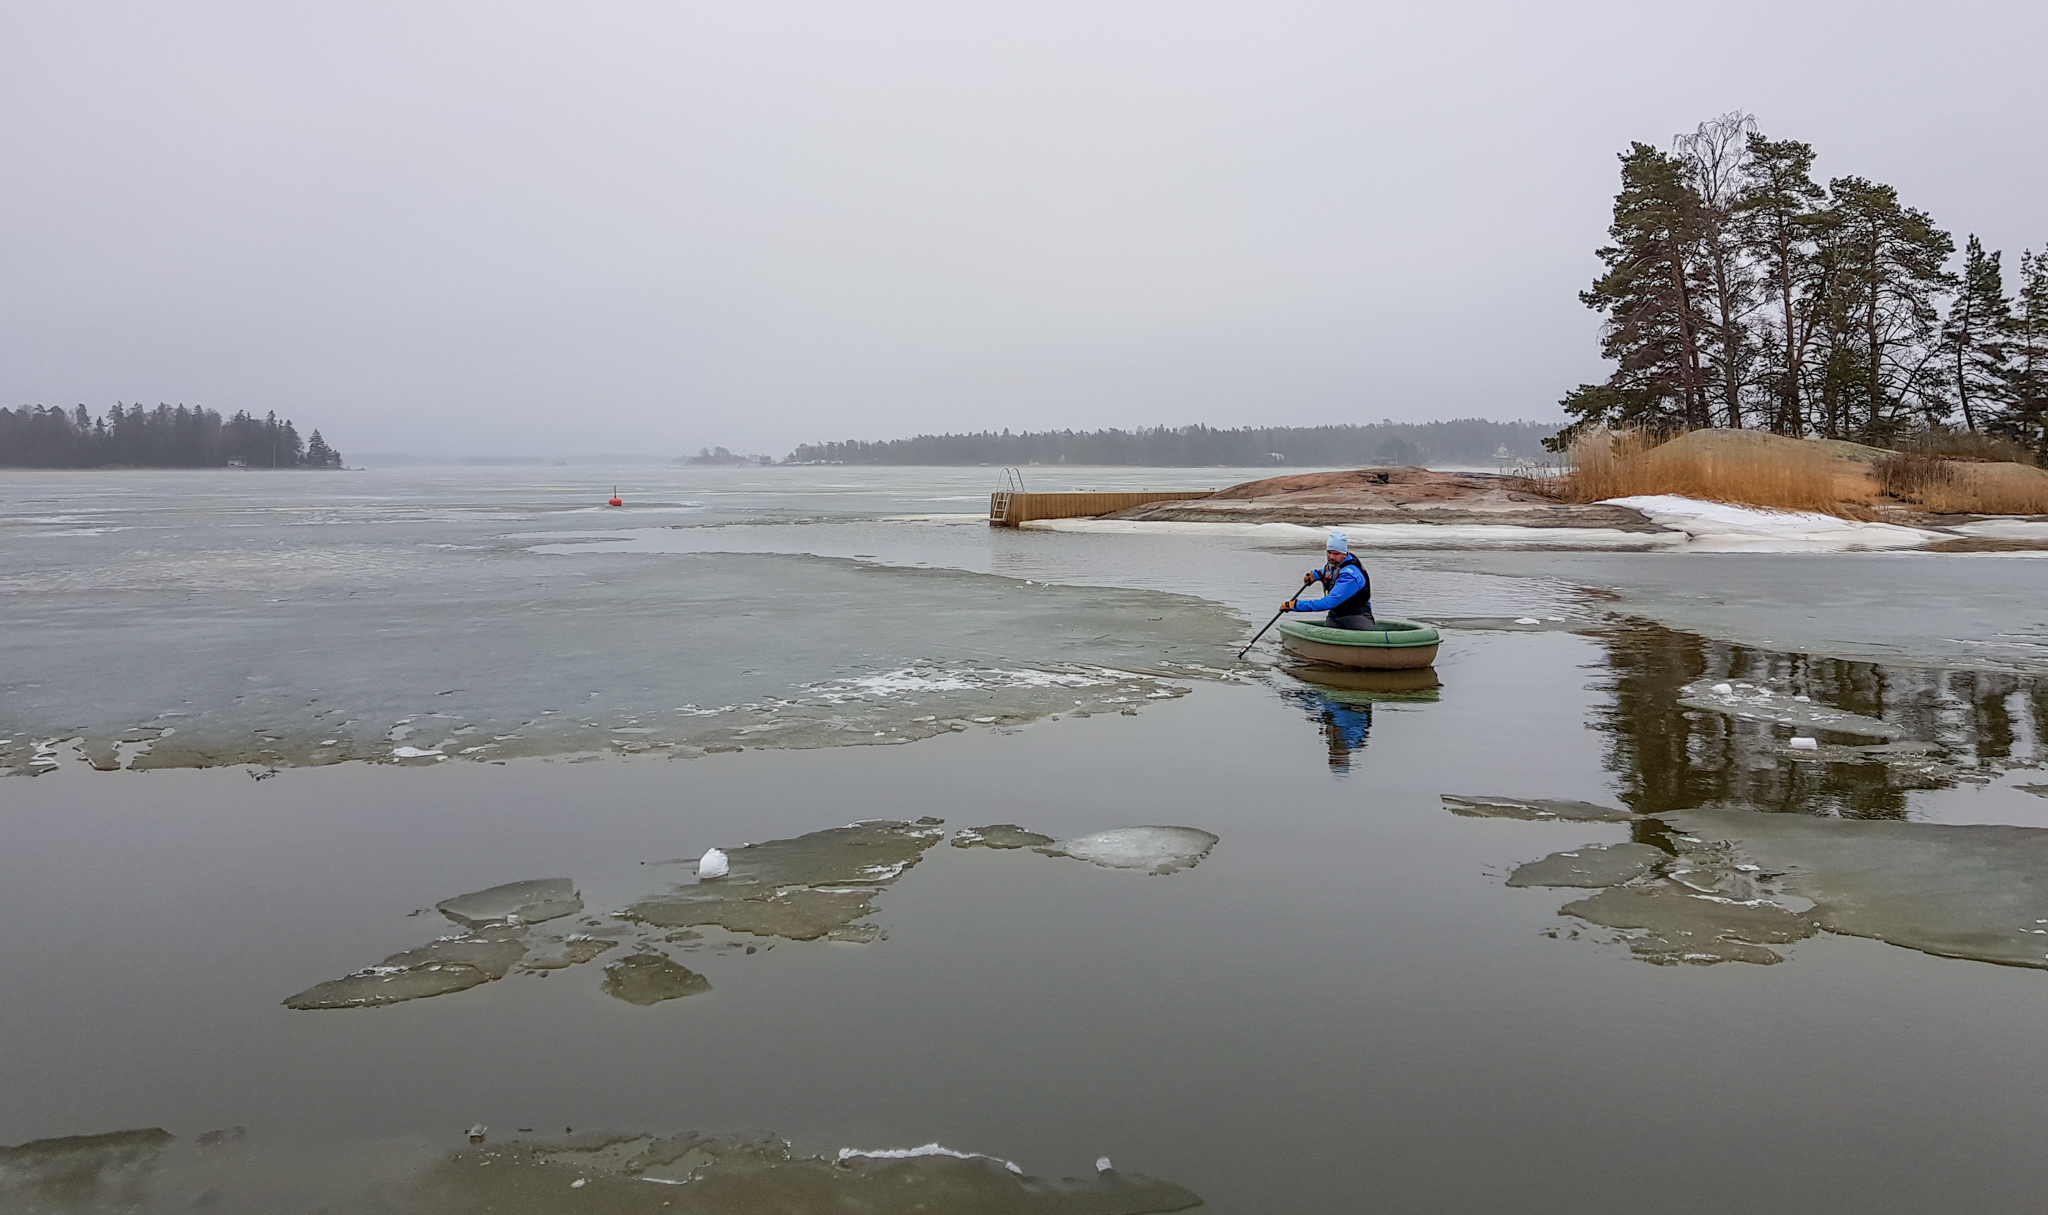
top-left (609, 486), bottom-right (623, 508)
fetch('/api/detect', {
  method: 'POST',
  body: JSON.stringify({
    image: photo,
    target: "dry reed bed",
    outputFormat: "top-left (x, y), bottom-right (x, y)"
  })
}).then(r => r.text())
top-left (1547, 431), bottom-right (1874, 517)
top-left (1542, 430), bottom-right (2048, 517)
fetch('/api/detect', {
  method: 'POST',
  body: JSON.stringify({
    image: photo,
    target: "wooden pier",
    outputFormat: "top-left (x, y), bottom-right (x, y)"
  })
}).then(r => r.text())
top-left (987, 490), bottom-right (1207, 527)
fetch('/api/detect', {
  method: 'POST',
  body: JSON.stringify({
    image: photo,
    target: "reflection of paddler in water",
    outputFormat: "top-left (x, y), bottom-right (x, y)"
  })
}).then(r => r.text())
top-left (1304, 690), bottom-right (1374, 770)
top-left (1281, 531), bottom-right (1373, 628)
top-left (1282, 665), bottom-right (1441, 772)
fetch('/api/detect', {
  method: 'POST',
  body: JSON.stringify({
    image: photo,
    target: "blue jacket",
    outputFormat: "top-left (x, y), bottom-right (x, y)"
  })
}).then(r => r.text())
top-left (1293, 562), bottom-right (1367, 613)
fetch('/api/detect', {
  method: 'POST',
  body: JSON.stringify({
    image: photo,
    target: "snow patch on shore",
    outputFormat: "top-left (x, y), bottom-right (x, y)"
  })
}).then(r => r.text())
top-left (1601, 496), bottom-right (1942, 552)
top-left (1020, 518), bottom-right (1678, 550)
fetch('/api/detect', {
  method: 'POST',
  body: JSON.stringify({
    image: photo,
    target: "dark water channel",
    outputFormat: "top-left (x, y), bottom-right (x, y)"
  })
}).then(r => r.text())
top-left (7, 620), bottom-right (2048, 1212)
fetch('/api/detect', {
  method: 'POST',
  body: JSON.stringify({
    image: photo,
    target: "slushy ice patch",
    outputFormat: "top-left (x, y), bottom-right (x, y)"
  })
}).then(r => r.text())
top-left (1678, 679), bottom-right (1902, 738)
top-left (417, 1129), bottom-right (1204, 1214)
top-left (0, 551), bottom-right (1241, 777)
top-left (0, 1126), bottom-right (1204, 1214)
top-left (0, 1127), bottom-right (174, 1210)
top-left (1035, 827), bottom-right (1220, 875)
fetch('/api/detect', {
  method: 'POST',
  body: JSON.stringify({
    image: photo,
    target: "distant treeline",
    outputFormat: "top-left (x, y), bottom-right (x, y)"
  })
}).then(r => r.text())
top-left (1559, 112), bottom-right (2048, 453)
top-left (0, 403), bottom-right (342, 468)
top-left (787, 420), bottom-right (1560, 467)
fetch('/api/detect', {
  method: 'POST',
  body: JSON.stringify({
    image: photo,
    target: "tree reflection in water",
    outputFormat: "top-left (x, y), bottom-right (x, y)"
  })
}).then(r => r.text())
top-left (1594, 620), bottom-right (2048, 819)
top-left (1280, 665), bottom-right (1441, 773)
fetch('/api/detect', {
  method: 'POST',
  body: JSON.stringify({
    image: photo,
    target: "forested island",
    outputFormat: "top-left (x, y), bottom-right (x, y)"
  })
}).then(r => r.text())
top-left (1558, 112), bottom-right (2048, 454)
top-left (786, 420), bottom-right (1557, 467)
top-left (0, 403), bottom-right (342, 468)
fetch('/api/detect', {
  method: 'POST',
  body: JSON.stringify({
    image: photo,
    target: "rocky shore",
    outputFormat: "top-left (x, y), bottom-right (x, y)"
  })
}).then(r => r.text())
top-left (1105, 467), bottom-right (1668, 531)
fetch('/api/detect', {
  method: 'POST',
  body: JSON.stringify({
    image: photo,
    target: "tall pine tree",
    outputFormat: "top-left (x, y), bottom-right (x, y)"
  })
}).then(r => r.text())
top-left (1559, 143), bottom-right (1710, 443)
top-left (1813, 177), bottom-right (1954, 440)
top-left (1938, 235), bottom-right (2014, 432)
top-left (1737, 134), bottom-right (1825, 435)
top-left (1991, 250), bottom-right (2048, 454)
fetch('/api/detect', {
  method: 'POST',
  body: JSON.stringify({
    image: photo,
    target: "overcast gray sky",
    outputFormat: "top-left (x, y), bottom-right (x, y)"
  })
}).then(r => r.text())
top-left (3, 2), bottom-right (2043, 457)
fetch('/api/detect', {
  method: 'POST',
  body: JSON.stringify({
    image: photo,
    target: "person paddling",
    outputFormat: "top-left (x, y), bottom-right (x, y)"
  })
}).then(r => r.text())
top-left (1282, 531), bottom-right (1375, 629)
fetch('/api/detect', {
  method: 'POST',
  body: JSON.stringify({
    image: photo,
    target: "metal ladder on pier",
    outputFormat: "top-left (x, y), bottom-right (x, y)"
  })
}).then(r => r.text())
top-left (988, 468), bottom-right (1025, 526)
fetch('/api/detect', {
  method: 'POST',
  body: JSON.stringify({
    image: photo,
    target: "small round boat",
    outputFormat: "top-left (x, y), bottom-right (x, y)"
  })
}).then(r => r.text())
top-left (1277, 618), bottom-right (1440, 670)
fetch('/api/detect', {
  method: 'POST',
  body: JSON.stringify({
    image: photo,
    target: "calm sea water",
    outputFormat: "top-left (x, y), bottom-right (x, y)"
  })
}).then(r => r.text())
top-left (4, 465), bottom-right (2047, 1213)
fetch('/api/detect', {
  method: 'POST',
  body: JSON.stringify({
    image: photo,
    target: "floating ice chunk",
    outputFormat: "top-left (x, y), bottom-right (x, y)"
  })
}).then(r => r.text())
top-left (1677, 679), bottom-right (1902, 738)
top-left (570, 1178), bottom-right (585, 1188)
top-left (1515, 617), bottom-right (1541, 625)
top-left (951, 824), bottom-right (1056, 850)
top-left (437, 878), bottom-right (582, 927)
top-left (697, 847), bottom-right (730, 879)
top-left (1441, 794), bottom-right (1634, 823)
top-left (1036, 826), bottom-right (1219, 874)
top-left (467, 1124), bottom-right (487, 1144)
top-left (602, 954), bottom-right (709, 1004)
top-left (391, 746), bottom-right (441, 759)
top-left (836, 1144), bottom-right (1024, 1174)
top-left (1789, 737), bottom-right (1820, 751)
top-left (1506, 842), bottom-right (1665, 888)
top-left (1097, 1157), bottom-right (1113, 1173)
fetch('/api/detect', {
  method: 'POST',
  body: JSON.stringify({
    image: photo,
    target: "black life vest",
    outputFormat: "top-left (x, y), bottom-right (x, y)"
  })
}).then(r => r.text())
top-left (1320, 553), bottom-right (1372, 619)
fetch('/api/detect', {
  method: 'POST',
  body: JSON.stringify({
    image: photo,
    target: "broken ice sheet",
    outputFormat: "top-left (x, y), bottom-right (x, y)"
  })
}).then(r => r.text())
top-left (1677, 679), bottom-right (1902, 738)
top-left (1559, 882), bottom-right (1821, 966)
top-left (1505, 842), bottom-right (1666, 888)
top-left (951, 824), bottom-right (1057, 850)
top-left (1442, 794), bottom-right (1635, 823)
top-left (0, 1127), bottom-right (174, 1209)
top-left (1469, 793), bottom-right (2048, 971)
top-left (1035, 827), bottom-right (1219, 875)
top-left (284, 924), bottom-right (529, 1009)
top-left (408, 1128), bottom-right (1204, 1214)
top-left (284, 877), bottom-right (601, 1010)
top-left (436, 877), bottom-right (582, 927)
top-left (1654, 807), bottom-right (2048, 970)
top-left (601, 953), bottom-right (710, 1004)
top-left (621, 819), bottom-right (945, 942)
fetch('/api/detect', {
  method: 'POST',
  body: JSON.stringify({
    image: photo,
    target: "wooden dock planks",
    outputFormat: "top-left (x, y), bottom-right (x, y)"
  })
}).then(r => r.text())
top-left (988, 490), bottom-right (1207, 526)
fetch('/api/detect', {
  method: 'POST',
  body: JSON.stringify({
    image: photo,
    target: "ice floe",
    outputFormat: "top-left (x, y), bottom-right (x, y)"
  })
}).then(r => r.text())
top-left (1677, 678), bottom-right (1903, 738)
top-left (623, 819), bottom-right (946, 942)
top-left (1036, 827), bottom-right (1219, 874)
top-left (1601, 495), bottom-right (1941, 552)
top-left (416, 1127), bottom-right (1204, 1212)
top-left (951, 824), bottom-right (1057, 850)
top-left (1441, 794), bottom-right (1635, 823)
top-left (1457, 793), bottom-right (2048, 970)
top-left (601, 953), bottom-right (710, 1004)
top-left (1558, 882), bottom-right (1820, 966)
top-left (435, 878), bottom-right (582, 927)
top-left (284, 925), bottom-right (528, 1009)
top-left (1506, 843), bottom-right (1666, 888)
top-left (0, 1124), bottom-right (1205, 1213)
